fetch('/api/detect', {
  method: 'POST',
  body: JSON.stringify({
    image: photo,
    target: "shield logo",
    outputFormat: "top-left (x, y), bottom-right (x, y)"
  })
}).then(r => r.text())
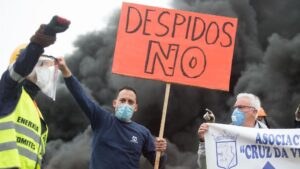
top-left (216, 140), bottom-right (237, 169)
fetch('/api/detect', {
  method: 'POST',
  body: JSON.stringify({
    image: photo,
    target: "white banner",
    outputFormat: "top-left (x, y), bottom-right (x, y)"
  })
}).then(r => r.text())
top-left (205, 123), bottom-right (300, 169)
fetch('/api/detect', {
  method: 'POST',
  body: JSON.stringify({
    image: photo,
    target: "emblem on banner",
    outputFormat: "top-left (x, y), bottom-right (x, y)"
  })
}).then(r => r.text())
top-left (214, 132), bottom-right (238, 169)
top-left (263, 161), bottom-right (275, 169)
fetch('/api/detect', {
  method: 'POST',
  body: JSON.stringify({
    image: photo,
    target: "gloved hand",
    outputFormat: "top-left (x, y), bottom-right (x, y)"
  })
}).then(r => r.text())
top-left (30, 15), bottom-right (70, 47)
top-left (44, 15), bottom-right (71, 36)
top-left (203, 108), bottom-right (215, 123)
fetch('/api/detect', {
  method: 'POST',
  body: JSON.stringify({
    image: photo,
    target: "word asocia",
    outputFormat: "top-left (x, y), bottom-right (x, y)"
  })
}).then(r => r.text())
top-left (256, 132), bottom-right (300, 146)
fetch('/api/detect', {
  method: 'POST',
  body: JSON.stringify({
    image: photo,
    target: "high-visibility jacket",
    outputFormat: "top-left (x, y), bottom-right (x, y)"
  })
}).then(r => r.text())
top-left (0, 88), bottom-right (48, 169)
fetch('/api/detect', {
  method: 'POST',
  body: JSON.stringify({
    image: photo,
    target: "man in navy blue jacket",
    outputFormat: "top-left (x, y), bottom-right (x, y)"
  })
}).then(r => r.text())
top-left (57, 57), bottom-right (167, 169)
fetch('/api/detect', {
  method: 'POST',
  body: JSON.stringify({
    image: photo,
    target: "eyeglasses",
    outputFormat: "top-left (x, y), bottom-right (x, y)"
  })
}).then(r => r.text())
top-left (234, 105), bottom-right (256, 110)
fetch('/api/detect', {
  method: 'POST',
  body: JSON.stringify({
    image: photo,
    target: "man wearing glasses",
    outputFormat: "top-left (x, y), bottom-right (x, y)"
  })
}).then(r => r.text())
top-left (196, 93), bottom-right (268, 169)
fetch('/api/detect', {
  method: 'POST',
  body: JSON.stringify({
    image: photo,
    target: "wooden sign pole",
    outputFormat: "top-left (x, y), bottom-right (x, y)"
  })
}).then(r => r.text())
top-left (154, 83), bottom-right (171, 169)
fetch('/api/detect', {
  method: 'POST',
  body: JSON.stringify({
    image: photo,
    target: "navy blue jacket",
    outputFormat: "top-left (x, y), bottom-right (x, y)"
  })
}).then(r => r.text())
top-left (295, 121), bottom-right (300, 128)
top-left (64, 76), bottom-right (167, 169)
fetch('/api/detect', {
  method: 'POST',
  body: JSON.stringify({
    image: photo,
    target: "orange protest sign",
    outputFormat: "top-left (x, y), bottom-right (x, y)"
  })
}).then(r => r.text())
top-left (112, 2), bottom-right (238, 91)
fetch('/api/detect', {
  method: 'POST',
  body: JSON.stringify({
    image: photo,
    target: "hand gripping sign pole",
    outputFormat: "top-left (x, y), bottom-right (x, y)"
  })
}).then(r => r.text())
top-left (154, 83), bottom-right (170, 169)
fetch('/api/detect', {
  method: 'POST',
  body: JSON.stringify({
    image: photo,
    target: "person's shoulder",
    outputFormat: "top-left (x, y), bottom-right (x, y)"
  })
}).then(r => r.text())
top-left (256, 120), bottom-right (269, 129)
top-left (131, 121), bottom-right (147, 129)
top-left (295, 120), bottom-right (300, 128)
top-left (131, 121), bottom-right (151, 133)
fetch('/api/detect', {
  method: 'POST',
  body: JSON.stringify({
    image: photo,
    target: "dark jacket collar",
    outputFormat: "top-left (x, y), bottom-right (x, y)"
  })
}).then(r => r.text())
top-left (23, 80), bottom-right (40, 100)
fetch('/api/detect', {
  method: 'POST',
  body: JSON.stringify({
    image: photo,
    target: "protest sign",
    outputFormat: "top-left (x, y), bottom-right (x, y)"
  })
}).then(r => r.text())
top-left (205, 123), bottom-right (300, 169)
top-left (113, 3), bottom-right (238, 168)
top-left (113, 2), bottom-right (238, 91)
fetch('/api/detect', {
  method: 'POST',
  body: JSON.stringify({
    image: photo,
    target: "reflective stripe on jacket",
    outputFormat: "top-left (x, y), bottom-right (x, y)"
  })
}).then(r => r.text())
top-left (0, 88), bottom-right (48, 169)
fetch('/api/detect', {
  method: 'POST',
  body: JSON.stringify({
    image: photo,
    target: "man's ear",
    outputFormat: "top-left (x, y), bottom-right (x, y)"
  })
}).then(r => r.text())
top-left (134, 104), bottom-right (138, 112)
top-left (112, 99), bottom-right (117, 109)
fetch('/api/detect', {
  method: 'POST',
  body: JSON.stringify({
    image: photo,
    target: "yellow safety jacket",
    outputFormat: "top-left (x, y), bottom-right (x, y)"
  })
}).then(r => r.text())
top-left (0, 88), bottom-right (48, 169)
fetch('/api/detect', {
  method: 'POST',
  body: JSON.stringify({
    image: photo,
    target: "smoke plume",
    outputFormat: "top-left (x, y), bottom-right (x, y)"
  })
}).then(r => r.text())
top-left (36, 0), bottom-right (300, 168)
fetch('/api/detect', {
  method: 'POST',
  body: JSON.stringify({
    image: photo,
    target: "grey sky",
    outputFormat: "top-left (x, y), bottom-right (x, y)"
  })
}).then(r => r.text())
top-left (0, 0), bottom-right (171, 74)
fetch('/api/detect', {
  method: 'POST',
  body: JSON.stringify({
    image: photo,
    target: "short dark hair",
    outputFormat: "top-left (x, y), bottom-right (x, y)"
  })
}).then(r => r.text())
top-left (116, 86), bottom-right (138, 103)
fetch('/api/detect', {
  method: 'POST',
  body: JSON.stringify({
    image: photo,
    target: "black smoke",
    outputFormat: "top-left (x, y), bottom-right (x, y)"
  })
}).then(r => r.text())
top-left (36, 0), bottom-right (300, 169)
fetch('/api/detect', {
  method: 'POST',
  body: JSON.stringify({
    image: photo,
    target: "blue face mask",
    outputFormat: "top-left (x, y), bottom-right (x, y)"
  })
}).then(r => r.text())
top-left (115, 104), bottom-right (134, 122)
top-left (231, 108), bottom-right (246, 126)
